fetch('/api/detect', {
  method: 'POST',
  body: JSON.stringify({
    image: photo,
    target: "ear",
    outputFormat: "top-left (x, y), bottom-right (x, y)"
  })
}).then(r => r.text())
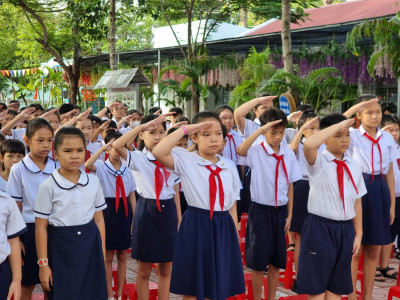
top-left (138, 131), bottom-right (144, 141)
top-left (0, 154), bottom-right (4, 162)
top-left (356, 112), bottom-right (362, 120)
top-left (189, 134), bottom-right (198, 145)
top-left (23, 135), bottom-right (30, 148)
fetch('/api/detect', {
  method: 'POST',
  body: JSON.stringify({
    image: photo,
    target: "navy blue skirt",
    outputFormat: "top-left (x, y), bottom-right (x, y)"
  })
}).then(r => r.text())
top-left (103, 197), bottom-right (133, 250)
top-left (170, 207), bottom-right (245, 299)
top-left (391, 197), bottom-right (400, 242)
top-left (290, 180), bottom-right (310, 234)
top-left (132, 196), bottom-right (177, 263)
top-left (21, 223), bottom-right (40, 285)
top-left (240, 167), bottom-right (252, 215)
top-left (47, 220), bottom-right (107, 300)
top-left (0, 259), bottom-right (11, 299)
top-left (180, 191), bottom-right (188, 216)
top-left (361, 173), bottom-right (391, 245)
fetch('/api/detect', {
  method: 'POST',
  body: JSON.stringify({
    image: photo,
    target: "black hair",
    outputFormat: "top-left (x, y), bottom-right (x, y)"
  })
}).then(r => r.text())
top-left (74, 105), bottom-right (82, 110)
top-left (29, 103), bottom-right (44, 112)
top-left (167, 126), bottom-right (189, 139)
top-left (169, 107), bottom-right (183, 116)
top-left (9, 100), bottom-right (19, 105)
top-left (381, 114), bottom-right (400, 128)
top-left (320, 113), bottom-right (348, 130)
top-left (102, 119), bottom-right (117, 130)
top-left (0, 134), bottom-right (5, 143)
top-left (89, 114), bottom-right (102, 126)
top-left (59, 103), bottom-right (75, 115)
top-left (254, 92), bottom-right (271, 110)
top-left (43, 108), bottom-right (61, 122)
top-left (128, 109), bottom-right (141, 116)
top-left (296, 104), bottom-right (314, 112)
top-left (177, 116), bottom-right (190, 124)
top-left (1, 139), bottom-right (25, 156)
top-left (138, 114), bottom-right (167, 150)
top-left (298, 110), bottom-right (319, 129)
top-left (77, 116), bottom-right (93, 125)
top-left (6, 110), bottom-right (17, 117)
top-left (216, 105), bottom-right (234, 115)
top-left (149, 107), bottom-right (161, 115)
top-left (54, 127), bottom-right (86, 152)
top-left (221, 124), bottom-right (227, 139)
top-left (105, 130), bottom-right (122, 144)
top-left (25, 118), bottom-right (53, 139)
top-left (191, 111), bottom-right (224, 150)
top-left (356, 94), bottom-right (379, 104)
top-left (0, 103), bottom-right (7, 110)
top-left (259, 108), bottom-right (288, 128)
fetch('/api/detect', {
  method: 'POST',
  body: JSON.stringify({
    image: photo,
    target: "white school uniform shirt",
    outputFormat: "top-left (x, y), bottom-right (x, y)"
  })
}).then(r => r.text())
top-left (34, 170), bottom-right (107, 227)
top-left (239, 118), bottom-right (289, 146)
top-left (7, 155), bottom-right (58, 223)
top-left (307, 149), bottom-right (367, 221)
top-left (0, 176), bottom-right (7, 192)
top-left (348, 125), bottom-right (396, 175)
top-left (222, 129), bottom-right (243, 165)
top-left (0, 190), bottom-right (27, 264)
top-left (112, 118), bottom-right (126, 129)
top-left (170, 148), bottom-right (241, 211)
top-left (123, 148), bottom-right (178, 200)
top-left (238, 142), bottom-right (302, 206)
top-left (393, 145), bottom-right (400, 197)
top-left (296, 139), bottom-right (326, 180)
top-left (94, 159), bottom-right (136, 197)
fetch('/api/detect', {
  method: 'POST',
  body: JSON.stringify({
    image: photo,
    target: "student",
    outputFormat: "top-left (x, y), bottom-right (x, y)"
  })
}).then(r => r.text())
top-left (34, 126), bottom-right (107, 300)
top-left (344, 96), bottom-right (396, 300)
top-left (0, 139), bottom-right (25, 192)
top-left (236, 108), bottom-right (302, 300)
top-left (0, 109), bottom-right (17, 129)
top-left (85, 130), bottom-right (136, 300)
top-left (113, 114), bottom-right (181, 300)
top-left (153, 111), bottom-right (245, 300)
top-left (110, 101), bottom-right (125, 128)
top-left (168, 107), bottom-right (183, 126)
top-left (297, 114), bottom-right (365, 299)
top-left (6, 118), bottom-right (57, 300)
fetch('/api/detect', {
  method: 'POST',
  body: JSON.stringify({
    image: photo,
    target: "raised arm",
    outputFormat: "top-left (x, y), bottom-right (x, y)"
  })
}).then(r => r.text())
top-left (85, 139), bottom-right (114, 172)
top-left (289, 116), bottom-right (319, 154)
top-left (62, 107), bottom-right (93, 128)
top-left (91, 120), bottom-right (111, 143)
top-left (1, 107), bottom-right (36, 136)
top-left (95, 102), bottom-right (119, 119)
top-left (343, 98), bottom-right (379, 118)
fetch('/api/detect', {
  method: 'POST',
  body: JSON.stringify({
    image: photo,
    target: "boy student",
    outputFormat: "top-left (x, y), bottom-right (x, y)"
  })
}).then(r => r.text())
top-left (296, 114), bottom-right (366, 299)
top-left (236, 108), bottom-right (302, 300)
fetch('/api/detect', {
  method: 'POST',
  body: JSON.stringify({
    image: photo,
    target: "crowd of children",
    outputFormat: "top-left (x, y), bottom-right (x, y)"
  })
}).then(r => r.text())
top-left (0, 95), bottom-right (399, 300)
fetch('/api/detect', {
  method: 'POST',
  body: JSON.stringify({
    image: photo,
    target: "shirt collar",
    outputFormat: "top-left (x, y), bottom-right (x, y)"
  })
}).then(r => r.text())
top-left (322, 148), bottom-right (350, 163)
top-left (254, 118), bottom-right (261, 125)
top-left (22, 155), bottom-right (57, 174)
top-left (358, 124), bottom-right (382, 139)
top-left (262, 141), bottom-right (284, 156)
top-left (105, 159), bottom-right (128, 176)
top-left (52, 169), bottom-right (89, 190)
top-left (143, 147), bottom-right (156, 161)
top-left (194, 151), bottom-right (229, 169)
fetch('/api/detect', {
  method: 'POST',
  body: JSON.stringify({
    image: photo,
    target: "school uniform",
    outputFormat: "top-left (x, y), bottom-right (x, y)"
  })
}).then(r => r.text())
top-left (34, 170), bottom-right (107, 300)
top-left (94, 159), bottom-right (136, 250)
top-left (6, 155), bottom-right (58, 285)
top-left (297, 149), bottom-right (367, 295)
top-left (123, 148), bottom-right (179, 263)
top-left (348, 125), bottom-right (397, 245)
top-left (169, 148), bottom-right (245, 300)
top-left (0, 190), bottom-right (27, 299)
top-left (0, 175), bottom-right (7, 192)
top-left (391, 145), bottom-right (400, 242)
top-left (238, 142), bottom-right (302, 271)
top-left (80, 140), bottom-right (103, 172)
top-left (222, 129), bottom-right (243, 165)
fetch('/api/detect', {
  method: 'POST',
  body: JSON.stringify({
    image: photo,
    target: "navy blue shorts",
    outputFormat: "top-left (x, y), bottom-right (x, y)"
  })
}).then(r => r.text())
top-left (132, 196), bottom-right (177, 263)
top-left (103, 197), bottom-right (133, 250)
top-left (0, 259), bottom-right (11, 299)
top-left (391, 197), bottom-right (400, 242)
top-left (297, 214), bottom-right (355, 295)
top-left (240, 167), bottom-right (252, 215)
top-left (20, 223), bottom-right (40, 285)
top-left (290, 180), bottom-right (310, 234)
top-left (170, 207), bottom-right (245, 300)
top-left (361, 174), bottom-right (391, 245)
top-left (245, 202), bottom-right (287, 270)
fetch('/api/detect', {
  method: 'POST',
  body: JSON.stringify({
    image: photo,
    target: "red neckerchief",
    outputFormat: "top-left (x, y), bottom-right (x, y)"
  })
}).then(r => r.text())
top-left (115, 173), bottom-right (128, 217)
top-left (261, 142), bottom-right (289, 207)
top-left (152, 161), bottom-right (170, 212)
top-left (333, 158), bottom-right (358, 215)
top-left (205, 165), bottom-right (224, 219)
top-left (226, 133), bottom-right (238, 160)
top-left (85, 150), bottom-right (91, 173)
top-left (363, 132), bottom-right (383, 182)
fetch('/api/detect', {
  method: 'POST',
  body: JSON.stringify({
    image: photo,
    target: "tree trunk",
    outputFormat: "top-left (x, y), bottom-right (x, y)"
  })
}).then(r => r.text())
top-left (190, 84), bottom-right (199, 115)
top-left (281, 0), bottom-right (294, 75)
top-left (67, 44), bottom-right (81, 105)
top-left (109, 0), bottom-right (117, 70)
top-left (240, 8), bottom-right (248, 28)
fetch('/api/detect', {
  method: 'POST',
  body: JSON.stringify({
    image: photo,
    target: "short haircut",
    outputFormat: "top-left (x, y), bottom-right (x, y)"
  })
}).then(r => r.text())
top-left (138, 114), bottom-right (166, 150)
top-left (381, 114), bottom-right (400, 128)
top-left (177, 116), bottom-right (190, 124)
top-left (169, 107), bottom-right (183, 116)
top-left (59, 103), bottom-right (75, 115)
top-left (192, 111), bottom-right (223, 129)
top-left (43, 108), bottom-right (61, 122)
top-left (128, 109), bottom-right (141, 116)
top-left (89, 114), bottom-right (102, 125)
top-left (1, 139), bottom-right (25, 156)
top-left (149, 107), bottom-right (161, 115)
top-left (54, 127), bottom-right (86, 152)
top-left (29, 104), bottom-right (44, 112)
top-left (259, 108), bottom-right (288, 128)
top-left (356, 94), bottom-right (379, 104)
top-left (6, 110), bottom-right (17, 117)
top-left (9, 100), bottom-right (19, 104)
top-left (298, 110), bottom-right (319, 129)
top-left (320, 113), bottom-right (347, 130)
top-left (104, 130), bottom-right (122, 144)
top-left (254, 92), bottom-right (271, 110)
top-left (216, 105), bottom-right (234, 115)
top-left (25, 118), bottom-right (53, 139)
top-left (296, 104), bottom-right (314, 112)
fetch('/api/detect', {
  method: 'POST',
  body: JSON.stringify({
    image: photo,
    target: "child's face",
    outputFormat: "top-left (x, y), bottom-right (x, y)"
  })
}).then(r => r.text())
top-left (219, 109), bottom-right (234, 131)
top-left (112, 103), bottom-right (124, 119)
top-left (76, 118), bottom-right (93, 144)
top-left (386, 123), bottom-right (400, 143)
top-left (191, 120), bottom-right (224, 156)
top-left (24, 127), bottom-right (53, 158)
top-left (217, 138), bottom-right (227, 155)
top-left (325, 128), bottom-right (351, 155)
top-left (1, 152), bottom-right (24, 171)
top-left (253, 104), bottom-right (273, 118)
top-left (1, 113), bottom-right (14, 127)
top-left (29, 110), bottom-right (43, 121)
top-left (139, 124), bottom-right (166, 151)
top-left (303, 119), bottom-right (320, 139)
top-left (175, 137), bottom-right (188, 149)
top-left (55, 136), bottom-right (86, 172)
top-left (265, 125), bottom-right (285, 149)
top-left (47, 114), bottom-right (60, 132)
top-left (356, 102), bottom-right (382, 129)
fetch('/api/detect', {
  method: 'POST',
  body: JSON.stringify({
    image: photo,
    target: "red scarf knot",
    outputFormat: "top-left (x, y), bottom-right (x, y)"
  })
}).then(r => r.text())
top-left (261, 142), bottom-right (289, 207)
top-left (85, 150), bottom-right (91, 173)
top-left (333, 159), bottom-right (359, 216)
top-left (226, 134), bottom-right (238, 160)
top-left (206, 165), bottom-right (225, 220)
top-left (363, 132), bottom-right (383, 181)
top-left (115, 174), bottom-right (129, 217)
top-left (152, 161), bottom-right (170, 212)
top-left (105, 153), bottom-right (109, 161)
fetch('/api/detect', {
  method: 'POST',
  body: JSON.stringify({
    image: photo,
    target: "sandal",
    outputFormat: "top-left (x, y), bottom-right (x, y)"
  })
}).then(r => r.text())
top-left (381, 267), bottom-right (398, 279)
top-left (287, 243), bottom-right (295, 251)
top-left (375, 268), bottom-right (385, 282)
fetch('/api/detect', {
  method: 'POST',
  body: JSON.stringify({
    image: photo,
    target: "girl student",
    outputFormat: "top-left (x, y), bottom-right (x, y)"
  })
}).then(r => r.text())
top-left (85, 130), bottom-right (136, 300)
top-left (343, 96), bottom-right (397, 300)
top-left (152, 111), bottom-right (245, 300)
top-left (6, 118), bottom-right (57, 300)
top-left (0, 139), bottom-right (26, 192)
top-left (113, 114), bottom-right (181, 300)
top-left (34, 127), bottom-right (107, 300)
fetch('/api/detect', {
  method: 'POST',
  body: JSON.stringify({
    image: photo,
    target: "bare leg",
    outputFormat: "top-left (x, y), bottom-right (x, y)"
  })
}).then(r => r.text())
top-left (116, 250), bottom-right (127, 298)
top-left (379, 244), bottom-right (396, 277)
top-left (288, 231), bottom-right (296, 251)
top-left (136, 261), bottom-right (152, 300)
top-left (157, 262), bottom-right (172, 300)
top-left (251, 270), bottom-right (263, 300)
top-left (266, 265), bottom-right (279, 300)
top-left (294, 233), bottom-right (301, 274)
top-left (105, 250), bottom-right (115, 298)
top-left (325, 290), bottom-right (342, 300)
top-left (363, 245), bottom-right (381, 300)
top-left (21, 285), bottom-right (35, 300)
top-left (348, 245), bottom-right (362, 300)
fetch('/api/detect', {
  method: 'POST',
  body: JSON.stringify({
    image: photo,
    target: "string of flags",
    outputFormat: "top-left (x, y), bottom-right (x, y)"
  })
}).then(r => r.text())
top-left (0, 68), bottom-right (40, 77)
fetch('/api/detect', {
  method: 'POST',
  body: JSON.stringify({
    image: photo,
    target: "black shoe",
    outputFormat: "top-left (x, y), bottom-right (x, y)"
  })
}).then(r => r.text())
top-left (291, 279), bottom-right (297, 293)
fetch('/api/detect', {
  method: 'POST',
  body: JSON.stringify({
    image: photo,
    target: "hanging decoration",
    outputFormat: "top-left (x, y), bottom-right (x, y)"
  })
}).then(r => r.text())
top-left (0, 67), bottom-right (40, 77)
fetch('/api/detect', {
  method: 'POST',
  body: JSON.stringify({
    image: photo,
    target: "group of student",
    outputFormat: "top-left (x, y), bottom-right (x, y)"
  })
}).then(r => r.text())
top-left (0, 94), bottom-right (398, 300)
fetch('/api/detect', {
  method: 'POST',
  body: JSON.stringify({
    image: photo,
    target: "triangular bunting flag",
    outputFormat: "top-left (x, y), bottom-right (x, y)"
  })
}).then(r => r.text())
top-left (13, 70), bottom-right (17, 76)
top-left (34, 88), bottom-right (38, 101)
top-left (5, 70), bottom-right (9, 76)
top-left (31, 68), bottom-right (35, 74)
top-left (1, 71), bottom-right (5, 76)
top-left (10, 70), bottom-right (14, 76)
top-left (26, 69), bottom-right (30, 75)
top-left (22, 69), bottom-right (25, 76)
top-left (17, 70), bottom-right (21, 77)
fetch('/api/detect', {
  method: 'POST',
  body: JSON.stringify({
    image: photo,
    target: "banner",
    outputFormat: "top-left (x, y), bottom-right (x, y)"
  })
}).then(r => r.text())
top-left (0, 67), bottom-right (40, 77)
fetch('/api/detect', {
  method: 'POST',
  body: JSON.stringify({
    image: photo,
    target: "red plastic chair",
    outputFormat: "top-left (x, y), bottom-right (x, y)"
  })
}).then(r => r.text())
top-left (387, 261), bottom-right (400, 300)
top-left (278, 250), bottom-right (295, 289)
top-left (278, 295), bottom-right (307, 300)
top-left (239, 214), bottom-right (248, 239)
top-left (121, 281), bottom-right (158, 300)
top-left (31, 295), bottom-right (44, 300)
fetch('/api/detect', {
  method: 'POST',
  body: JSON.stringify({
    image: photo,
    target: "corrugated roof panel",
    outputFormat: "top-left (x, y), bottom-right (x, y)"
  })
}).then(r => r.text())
top-left (94, 68), bottom-right (151, 89)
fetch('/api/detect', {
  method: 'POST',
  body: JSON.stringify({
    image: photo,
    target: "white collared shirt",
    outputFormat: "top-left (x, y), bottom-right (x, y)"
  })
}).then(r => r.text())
top-left (123, 148), bottom-right (178, 200)
top-left (34, 170), bottom-right (107, 226)
top-left (239, 118), bottom-right (289, 146)
top-left (238, 142), bottom-right (302, 206)
top-left (348, 125), bottom-right (396, 175)
top-left (393, 145), bottom-right (400, 197)
top-left (0, 190), bottom-right (27, 264)
top-left (0, 176), bottom-right (7, 192)
top-left (170, 148), bottom-right (241, 211)
top-left (296, 139), bottom-right (326, 180)
top-left (307, 149), bottom-right (367, 221)
top-left (7, 155), bottom-right (58, 223)
top-left (222, 129), bottom-right (243, 165)
top-left (94, 159), bottom-right (136, 197)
